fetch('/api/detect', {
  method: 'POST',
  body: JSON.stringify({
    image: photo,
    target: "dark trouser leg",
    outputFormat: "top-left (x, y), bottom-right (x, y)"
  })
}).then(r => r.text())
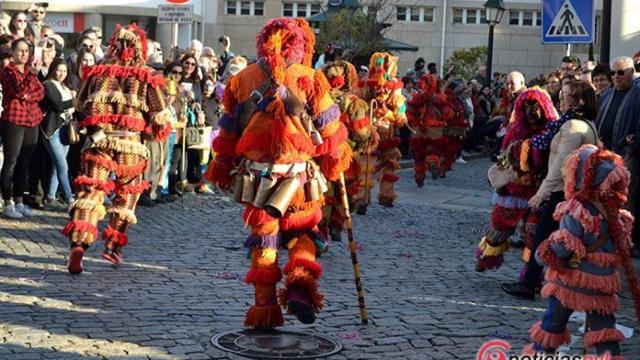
top-left (584, 312), bottom-right (623, 356)
top-left (13, 126), bottom-right (39, 200)
top-left (0, 122), bottom-right (26, 201)
top-left (527, 296), bottom-right (572, 353)
top-left (522, 191), bottom-right (564, 289)
top-left (624, 153), bottom-right (640, 253)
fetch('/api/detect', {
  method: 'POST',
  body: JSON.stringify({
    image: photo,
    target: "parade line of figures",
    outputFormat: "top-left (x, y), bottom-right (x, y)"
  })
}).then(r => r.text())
top-left (1, 8), bottom-right (640, 359)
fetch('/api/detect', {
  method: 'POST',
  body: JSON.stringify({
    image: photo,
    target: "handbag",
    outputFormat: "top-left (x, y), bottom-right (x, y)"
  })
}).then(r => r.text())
top-left (487, 163), bottom-right (517, 189)
top-left (67, 119), bottom-right (80, 145)
top-left (185, 126), bottom-right (202, 147)
top-left (186, 126), bottom-right (213, 149)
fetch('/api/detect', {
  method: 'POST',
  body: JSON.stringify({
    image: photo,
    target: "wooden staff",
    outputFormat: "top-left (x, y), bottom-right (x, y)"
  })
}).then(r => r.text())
top-left (337, 171), bottom-right (369, 326)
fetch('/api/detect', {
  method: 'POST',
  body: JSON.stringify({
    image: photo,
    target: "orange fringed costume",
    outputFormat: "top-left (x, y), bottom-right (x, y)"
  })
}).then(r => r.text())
top-left (320, 60), bottom-right (375, 241)
top-left (406, 74), bottom-right (463, 185)
top-left (64, 24), bottom-right (171, 274)
top-left (358, 53), bottom-right (407, 210)
top-left (204, 18), bottom-right (351, 329)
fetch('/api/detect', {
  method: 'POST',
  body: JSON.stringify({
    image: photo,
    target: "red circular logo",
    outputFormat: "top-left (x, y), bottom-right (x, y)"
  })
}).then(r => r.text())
top-left (166, 0), bottom-right (190, 3)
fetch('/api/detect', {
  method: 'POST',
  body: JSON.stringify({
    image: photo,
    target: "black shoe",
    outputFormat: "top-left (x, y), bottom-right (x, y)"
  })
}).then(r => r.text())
top-left (162, 194), bottom-right (179, 203)
top-left (137, 195), bottom-right (156, 207)
top-left (154, 196), bottom-right (167, 204)
top-left (329, 226), bottom-right (342, 242)
top-left (356, 204), bottom-right (367, 215)
top-left (379, 199), bottom-right (394, 208)
top-left (501, 282), bottom-right (535, 300)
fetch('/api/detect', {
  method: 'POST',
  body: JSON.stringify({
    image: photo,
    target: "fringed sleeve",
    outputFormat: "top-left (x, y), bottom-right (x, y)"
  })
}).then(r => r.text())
top-left (390, 88), bottom-right (407, 127)
top-left (145, 80), bottom-right (171, 141)
top-left (536, 214), bottom-right (586, 269)
top-left (204, 76), bottom-right (241, 188)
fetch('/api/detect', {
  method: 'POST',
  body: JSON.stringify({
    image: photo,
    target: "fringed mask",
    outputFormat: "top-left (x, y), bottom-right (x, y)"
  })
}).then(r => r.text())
top-left (108, 23), bottom-right (148, 65)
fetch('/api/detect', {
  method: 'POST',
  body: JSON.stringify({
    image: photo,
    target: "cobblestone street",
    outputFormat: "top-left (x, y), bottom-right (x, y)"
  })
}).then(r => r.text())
top-left (1, 158), bottom-right (638, 359)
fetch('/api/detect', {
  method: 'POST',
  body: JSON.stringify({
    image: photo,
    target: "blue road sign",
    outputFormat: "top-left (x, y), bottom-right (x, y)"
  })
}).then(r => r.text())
top-left (542, 0), bottom-right (595, 44)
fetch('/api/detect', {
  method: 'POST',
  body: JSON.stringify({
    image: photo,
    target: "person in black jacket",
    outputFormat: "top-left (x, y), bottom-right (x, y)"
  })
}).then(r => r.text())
top-left (40, 58), bottom-right (75, 209)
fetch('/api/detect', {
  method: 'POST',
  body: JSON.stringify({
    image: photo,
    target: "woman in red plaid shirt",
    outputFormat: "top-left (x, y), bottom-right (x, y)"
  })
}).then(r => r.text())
top-left (0, 38), bottom-right (45, 219)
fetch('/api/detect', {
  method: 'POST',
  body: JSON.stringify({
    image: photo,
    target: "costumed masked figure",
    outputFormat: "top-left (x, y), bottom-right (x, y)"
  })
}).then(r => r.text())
top-left (524, 145), bottom-right (640, 359)
top-left (320, 60), bottom-right (376, 241)
top-left (204, 18), bottom-right (351, 328)
top-left (358, 52), bottom-right (407, 210)
top-left (407, 74), bottom-right (461, 185)
top-left (64, 24), bottom-right (171, 274)
top-left (440, 83), bottom-right (468, 173)
top-left (476, 87), bottom-right (558, 272)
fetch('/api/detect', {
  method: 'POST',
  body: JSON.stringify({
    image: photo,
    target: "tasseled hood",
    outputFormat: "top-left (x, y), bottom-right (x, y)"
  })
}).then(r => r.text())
top-left (367, 52), bottom-right (402, 91)
top-left (107, 23), bottom-right (148, 66)
top-left (502, 86), bottom-right (559, 149)
top-left (563, 144), bottom-right (630, 204)
top-left (256, 18), bottom-right (315, 85)
top-left (323, 60), bottom-right (358, 94)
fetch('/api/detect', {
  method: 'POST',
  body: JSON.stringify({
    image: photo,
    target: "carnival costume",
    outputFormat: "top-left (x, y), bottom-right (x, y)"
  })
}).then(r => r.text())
top-left (204, 18), bottom-right (351, 329)
top-left (524, 145), bottom-right (640, 359)
top-left (407, 75), bottom-right (464, 185)
top-left (440, 86), bottom-right (468, 172)
top-left (476, 87), bottom-right (558, 272)
top-left (320, 60), bottom-right (375, 240)
top-left (64, 24), bottom-right (171, 274)
top-left (358, 53), bottom-right (407, 210)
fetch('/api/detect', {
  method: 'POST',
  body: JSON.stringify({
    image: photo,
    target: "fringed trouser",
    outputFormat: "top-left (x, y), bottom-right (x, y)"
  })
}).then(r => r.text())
top-left (63, 138), bottom-right (149, 252)
top-left (242, 182), bottom-right (326, 329)
top-left (353, 151), bottom-right (375, 209)
top-left (410, 135), bottom-right (449, 184)
top-left (476, 204), bottom-right (532, 271)
top-left (376, 126), bottom-right (401, 204)
top-left (524, 296), bottom-right (624, 358)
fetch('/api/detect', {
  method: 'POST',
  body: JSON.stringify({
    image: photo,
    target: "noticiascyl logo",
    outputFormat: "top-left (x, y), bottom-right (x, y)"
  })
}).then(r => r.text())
top-left (477, 339), bottom-right (511, 360)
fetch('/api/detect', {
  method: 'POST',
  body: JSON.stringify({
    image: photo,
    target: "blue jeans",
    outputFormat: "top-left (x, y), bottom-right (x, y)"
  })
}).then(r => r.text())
top-left (44, 126), bottom-right (73, 201)
top-left (160, 132), bottom-right (176, 195)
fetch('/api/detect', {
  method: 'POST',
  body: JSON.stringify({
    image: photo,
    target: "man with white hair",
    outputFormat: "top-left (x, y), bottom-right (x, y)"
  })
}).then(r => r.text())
top-left (492, 71), bottom-right (527, 160)
top-left (188, 39), bottom-right (203, 60)
top-left (595, 56), bottom-right (640, 257)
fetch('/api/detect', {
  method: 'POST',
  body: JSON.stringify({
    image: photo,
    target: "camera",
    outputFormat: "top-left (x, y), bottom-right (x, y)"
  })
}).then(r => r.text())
top-left (218, 36), bottom-right (227, 43)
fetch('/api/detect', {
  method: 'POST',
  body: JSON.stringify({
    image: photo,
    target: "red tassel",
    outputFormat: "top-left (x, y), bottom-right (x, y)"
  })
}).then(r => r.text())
top-left (102, 226), bottom-right (128, 247)
top-left (83, 65), bottom-right (165, 88)
top-left (79, 114), bottom-right (147, 132)
top-left (204, 160), bottom-right (235, 189)
top-left (118, 181), bottom-right (151, 195)
top-left (62, 220), bottom-right (98, 239)
top-left (244, 304), bottom-right (284, 329)
top-left (82, 153), bottom-right (147, 178)
top-left (314, 122), bottom-right (348, 157)
top-left (529, 321), bottom-right (571, 350)
top-left (244, 266), bottom-right (282, 285)
top-left (283, 258), bottom-right (322, 279)
top-left (381, 173), bottom-right (400, 183)
top-left (584, 328), bottom-right (625, 348)
top-left (280, 208), bottom-right (323, 232)
top-left (243, 206), bottom-right (276, 228)
top-left (75, 176), bottom-right (115, 193)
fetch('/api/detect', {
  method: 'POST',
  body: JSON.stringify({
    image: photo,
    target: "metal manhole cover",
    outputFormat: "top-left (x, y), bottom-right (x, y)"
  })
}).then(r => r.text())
top-left (211, 329), bottom-right (342, 359)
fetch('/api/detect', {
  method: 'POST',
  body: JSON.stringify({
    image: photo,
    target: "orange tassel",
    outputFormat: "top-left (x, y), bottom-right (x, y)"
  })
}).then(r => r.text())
top-left (62, 220), bottom-right (98, 239)
top-left (102, 226), bottom-right (128, 247)
top-left (204, 160), bottom-right (235, 188)
top-left (244, 266), bottom-right (282, 285)
top-left (283, 258), bottom-right (322, 279)
top-left (244, 304), bottom-right (284, 329)
top-left (529, 321), bottom-right (571, 350)
top-left (584, 328), bottom-right (625, 349)
top-left (541, 282), bottom-right (619, 314)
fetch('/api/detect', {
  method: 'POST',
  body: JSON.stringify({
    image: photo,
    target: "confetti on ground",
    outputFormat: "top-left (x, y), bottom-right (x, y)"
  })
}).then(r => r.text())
top-left (338, 331), bottom-right (363, 341)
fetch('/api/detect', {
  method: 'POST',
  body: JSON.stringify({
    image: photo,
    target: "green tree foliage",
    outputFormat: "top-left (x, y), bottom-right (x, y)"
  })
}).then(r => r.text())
top-left (316, 8), bottom-right (386, 65)
top-left (443, 46), bottom-right (488, 81)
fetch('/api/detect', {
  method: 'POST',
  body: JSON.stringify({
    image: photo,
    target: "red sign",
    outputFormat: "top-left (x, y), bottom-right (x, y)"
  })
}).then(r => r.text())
top-left (166, 0), bottom-right (190, 3)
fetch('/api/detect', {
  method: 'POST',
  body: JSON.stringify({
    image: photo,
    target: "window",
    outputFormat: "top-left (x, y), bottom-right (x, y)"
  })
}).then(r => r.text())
top-left (226, 0), bottom-right (237, 15)
top-left (283, 2), bottom-right (293, 17)
top-left (396, 6), bottom-right (435, 22)
top-left (452, 8), bottom-right (483, 25)
top-left (283, 2), bottom-right (321, 18)
top-left (509, 10), bottom-right (540, 27)
top-left (226, 0), bottom-right (264, 15)
top-left (397, 6), bottom-right (407, 21)
top-left (254, 1), bottom-right (264, 16)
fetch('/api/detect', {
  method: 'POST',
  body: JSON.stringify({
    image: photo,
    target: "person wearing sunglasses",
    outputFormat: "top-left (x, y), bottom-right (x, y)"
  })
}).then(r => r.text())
top-left (8, 12), bottom-right (35, 43)
top-left (595, 56), bottom-right (640, 258)
top-left (82, 28), bottom-right (105, 62)
top-left (27, 3), bottom-right (48, 44)
top-left (560, 55), bottom-right (580, 79)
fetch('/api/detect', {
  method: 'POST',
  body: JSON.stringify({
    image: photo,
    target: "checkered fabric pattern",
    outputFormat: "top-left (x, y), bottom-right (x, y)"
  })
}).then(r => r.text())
top-left (0, 63), bottom-right (45, 127)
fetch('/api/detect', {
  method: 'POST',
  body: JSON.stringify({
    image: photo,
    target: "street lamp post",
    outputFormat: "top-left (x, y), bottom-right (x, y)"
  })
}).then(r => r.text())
top-left (483, 0), bottom-right (505, 88)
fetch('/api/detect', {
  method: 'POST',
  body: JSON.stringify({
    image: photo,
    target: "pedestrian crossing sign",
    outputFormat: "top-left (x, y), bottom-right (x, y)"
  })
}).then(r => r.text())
top-left (542, 0), bottom-right (595, 44)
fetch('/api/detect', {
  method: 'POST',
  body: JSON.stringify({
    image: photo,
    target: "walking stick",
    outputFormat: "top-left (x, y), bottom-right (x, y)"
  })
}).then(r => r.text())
top-left (337, 171), bottom-right (369, 326)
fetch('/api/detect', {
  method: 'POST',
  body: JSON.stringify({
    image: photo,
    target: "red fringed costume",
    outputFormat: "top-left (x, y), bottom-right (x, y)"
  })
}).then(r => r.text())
top-left (406, 75), bottom-right (466, 185)
top-left (320, 60), bottom-right (375, 241)
top-left (204, 18), bottom-right (350, 328)
top-left (475, 87), bottom-right (558, 272)
top-left (358, 53), bottom-right (407, 210)
top-left (64, 24), bottom-right (171, 274)
top-left (524, 145), bottom-right (640, 359)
